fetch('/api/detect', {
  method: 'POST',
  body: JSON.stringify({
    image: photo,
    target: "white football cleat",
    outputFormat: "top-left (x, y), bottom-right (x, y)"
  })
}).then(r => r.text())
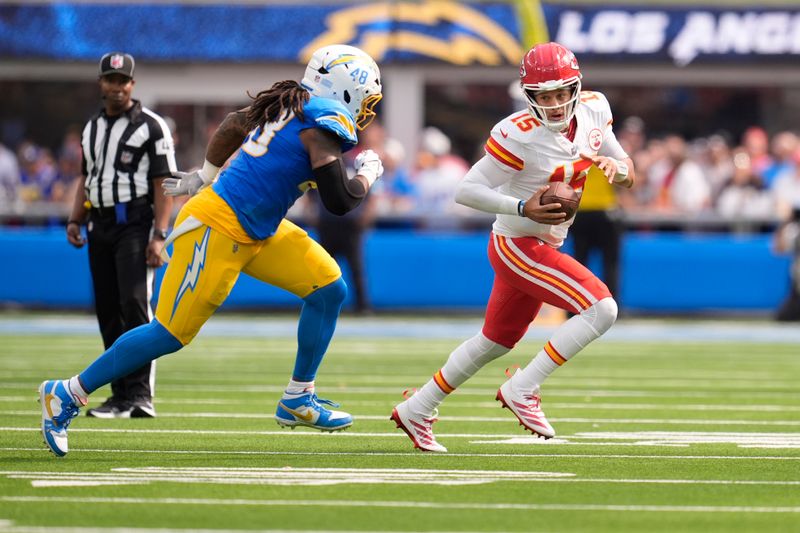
top-left (39, 379), bottom-right (86, 457)
top-left (496, 369), bottom-right (555, 439)
top-left (390, 399), bottom-right (447, 453)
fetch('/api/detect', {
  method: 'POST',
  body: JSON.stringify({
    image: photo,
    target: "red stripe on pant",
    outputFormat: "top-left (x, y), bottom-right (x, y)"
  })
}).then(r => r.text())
top-left (482, 233), bottom-right (611, 348)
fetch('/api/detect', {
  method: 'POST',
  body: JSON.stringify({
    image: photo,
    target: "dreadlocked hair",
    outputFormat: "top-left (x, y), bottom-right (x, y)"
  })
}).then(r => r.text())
top-left (244, 80), bottom-right (309, 131)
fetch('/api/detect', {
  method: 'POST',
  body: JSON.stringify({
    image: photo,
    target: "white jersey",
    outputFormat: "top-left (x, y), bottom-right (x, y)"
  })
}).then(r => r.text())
top-left (483, 91), bottom-right (628, 246)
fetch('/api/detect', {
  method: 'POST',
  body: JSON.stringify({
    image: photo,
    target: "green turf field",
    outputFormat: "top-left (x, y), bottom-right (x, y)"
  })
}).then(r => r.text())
top-left (1, 317), bottom-right (799, 532)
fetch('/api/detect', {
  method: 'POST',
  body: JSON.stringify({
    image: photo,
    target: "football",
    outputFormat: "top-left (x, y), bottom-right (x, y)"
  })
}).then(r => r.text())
top-left (540, 182), bottom-right (580, 219)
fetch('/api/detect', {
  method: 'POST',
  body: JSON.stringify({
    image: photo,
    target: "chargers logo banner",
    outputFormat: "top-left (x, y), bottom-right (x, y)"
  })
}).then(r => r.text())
top-left (0, 1), bottom-right (537, 65)
top-left (301, 1), bottom-right (530, 65)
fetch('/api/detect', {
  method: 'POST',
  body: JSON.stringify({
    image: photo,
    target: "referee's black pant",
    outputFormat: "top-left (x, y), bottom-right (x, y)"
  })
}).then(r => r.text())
top-left (317, 220), bottom-right (370, 313)
top-left (570, 209), bottom-right (622, 298)
top-left (87, 198), bottom-right (156, 402)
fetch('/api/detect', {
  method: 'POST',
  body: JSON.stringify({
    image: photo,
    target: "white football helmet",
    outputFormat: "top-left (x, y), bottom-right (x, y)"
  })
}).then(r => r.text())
top-left (301, 44), bottom-right (382, 130)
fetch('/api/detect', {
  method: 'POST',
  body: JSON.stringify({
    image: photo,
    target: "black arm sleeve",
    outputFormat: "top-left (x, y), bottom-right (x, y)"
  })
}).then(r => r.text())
top-left (313, 157), bottom-right (367, 216)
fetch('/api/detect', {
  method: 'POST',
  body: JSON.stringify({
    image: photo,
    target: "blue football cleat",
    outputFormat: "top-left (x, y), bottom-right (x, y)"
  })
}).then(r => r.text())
top-left (39, 380), bottom-right (84, 457)
top-left (275, 392), bottom-right (352, 432)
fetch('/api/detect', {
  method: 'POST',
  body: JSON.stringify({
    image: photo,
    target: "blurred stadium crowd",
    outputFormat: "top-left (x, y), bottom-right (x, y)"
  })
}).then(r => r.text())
top-left (1, 116), bottom-right (798, 231)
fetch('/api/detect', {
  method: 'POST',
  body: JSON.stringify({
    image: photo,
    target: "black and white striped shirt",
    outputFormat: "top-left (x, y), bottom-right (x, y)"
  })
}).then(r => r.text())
top-left (81, 100), bottom-right (176, 209)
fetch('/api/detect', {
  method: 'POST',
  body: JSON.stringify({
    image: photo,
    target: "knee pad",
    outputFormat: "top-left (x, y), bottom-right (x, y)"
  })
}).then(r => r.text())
top-left (582, 297), bottom-right (618, 336)
top-left (305, 277), bottom-right (347, 307)
top-left (146, 319), bottom-right (185, 352)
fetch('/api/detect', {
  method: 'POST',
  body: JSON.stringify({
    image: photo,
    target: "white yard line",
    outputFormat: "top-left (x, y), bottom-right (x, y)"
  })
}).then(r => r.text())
top-left (4, 467), bottom-right (578, 487)
top-left (5, 396), bottom-right (800, 413)
top-left (6, 413), bottom-right (800, 426)
top-left (4, 382), bottom-right (799, 400)
top-left (0, 526), bottom-right (508, 533)
top-left (6, 426), bottom-right (800, 440)
top-left (2, 495), bottom-right (799, 513)
top-left (5, 426), bottom-right (800, 438)
top-left (3, 447), bottom-right (799, 460)
top-left (3, 373), bottom-right (798, 387)
top-left (2, 468), bottom-right (799, 488)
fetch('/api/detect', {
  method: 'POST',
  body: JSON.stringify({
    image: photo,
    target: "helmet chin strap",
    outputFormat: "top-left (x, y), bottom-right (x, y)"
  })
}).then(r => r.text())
top-left (550, 117), bottom-right (572, 133)
top-left (527, 103), bottom-right (573, 132)
top-left (525, 83), bottom-right (580, 132)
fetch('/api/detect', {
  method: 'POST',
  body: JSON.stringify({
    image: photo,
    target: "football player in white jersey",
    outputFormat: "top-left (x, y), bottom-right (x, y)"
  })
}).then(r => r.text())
top-left (391, 42), bottom-right (635, 452)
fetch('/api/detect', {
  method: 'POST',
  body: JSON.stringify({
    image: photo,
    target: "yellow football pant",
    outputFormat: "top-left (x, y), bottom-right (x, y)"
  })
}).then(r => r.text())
top-left (155, 214), bottom-right (341, 345)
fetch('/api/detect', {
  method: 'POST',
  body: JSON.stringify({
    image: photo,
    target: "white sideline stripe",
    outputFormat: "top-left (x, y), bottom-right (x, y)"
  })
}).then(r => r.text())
top-left (6, 468), bottom-right (577, 488)
top-left (7, 412), bottom-right (800, 426)
top-left (444, 402), bottom-right (800, 413)
top-left (8, 372), bottom-right (792, 383)
top-left (31, 480), bottom-right (149, 487)
top-left (4, 447), bottom-right (799, 460)
top-left (6, 395), bottom-right (800, 413)
top-left (475, 432), bottom-right (800, 448)
top-left (0, 522), bottom-right (514, 533)
top-left (3, 469), bottom-right (799, 488)
top-left (2, 496), bottom-right (800, 513)
top-left (1, 427), bottom-right (560, 440)
top-left (5, 382), bottom-right (800, 400)
top-left (0, 527), bottom-right (499, 533)
top-left (6, 427), bottom-right (800, 439)
top-left (742, 444), bottom-right (800, 449)
top-left (0, 529), bottom-right (496, 533)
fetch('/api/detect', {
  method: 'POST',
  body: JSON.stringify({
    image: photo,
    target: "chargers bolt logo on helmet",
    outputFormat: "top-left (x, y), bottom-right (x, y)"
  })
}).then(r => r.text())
top-left (519, 42), bottom-right (582, 132)
top-left (301, 44), bottom-right (382, 130)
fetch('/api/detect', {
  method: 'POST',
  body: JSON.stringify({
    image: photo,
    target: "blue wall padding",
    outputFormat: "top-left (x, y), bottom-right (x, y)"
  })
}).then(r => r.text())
top-left (0, 228), bottom-right (791, 312)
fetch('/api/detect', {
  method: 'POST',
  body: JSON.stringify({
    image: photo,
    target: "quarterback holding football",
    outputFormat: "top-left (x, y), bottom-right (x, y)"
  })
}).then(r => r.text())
top-left (392, 42), bottom-right (635, 452)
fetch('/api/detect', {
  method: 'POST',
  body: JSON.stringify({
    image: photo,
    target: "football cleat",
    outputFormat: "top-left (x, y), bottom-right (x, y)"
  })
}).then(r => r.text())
top-left (130, 399), bottom-right (156, 418)
top-left (86, 397), bottom-right (156, 418)
top-left (496, 369), bottom-right (555, 439)
top-left (275, 392), bottom-right (352, 432)
top-left (390, 398), bottom-right (447, 453)
top-left (86, 397), bottom-right (132, 418)
top-left (38, 380), bottom-right (86, 457)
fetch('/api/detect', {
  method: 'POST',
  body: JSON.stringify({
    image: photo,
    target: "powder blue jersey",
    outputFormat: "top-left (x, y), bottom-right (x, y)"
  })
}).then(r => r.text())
top-left (212, 97), bottom-right (358, 240)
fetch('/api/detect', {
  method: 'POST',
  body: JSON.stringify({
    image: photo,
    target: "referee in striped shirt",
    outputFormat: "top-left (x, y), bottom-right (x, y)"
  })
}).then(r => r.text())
top-left (66, 52), bottom-right (175, 418)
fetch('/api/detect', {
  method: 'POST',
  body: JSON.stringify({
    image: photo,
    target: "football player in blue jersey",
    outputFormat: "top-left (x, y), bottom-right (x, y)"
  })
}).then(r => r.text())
top-left (39, 44), bottom-right (383, 456)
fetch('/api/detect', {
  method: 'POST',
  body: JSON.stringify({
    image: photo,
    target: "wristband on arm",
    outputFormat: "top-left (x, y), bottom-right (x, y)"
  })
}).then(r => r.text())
top-left (612, 159), bottom-right (629, 183)
top-left (199, 160), bottom-right (221, 185)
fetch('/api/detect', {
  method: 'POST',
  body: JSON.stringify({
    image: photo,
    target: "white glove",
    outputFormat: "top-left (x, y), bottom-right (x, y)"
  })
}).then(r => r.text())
top-left (162, 169), bottom-right (210, 197)
top-left (161, 165), bottom-right (219, 196)
top-left (354, 149), bottom-right (384, 187)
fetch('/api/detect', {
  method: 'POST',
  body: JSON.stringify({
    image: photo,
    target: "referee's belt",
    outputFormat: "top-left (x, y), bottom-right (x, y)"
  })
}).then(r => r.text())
top-left (89, 196), bottom-right (150, 223)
